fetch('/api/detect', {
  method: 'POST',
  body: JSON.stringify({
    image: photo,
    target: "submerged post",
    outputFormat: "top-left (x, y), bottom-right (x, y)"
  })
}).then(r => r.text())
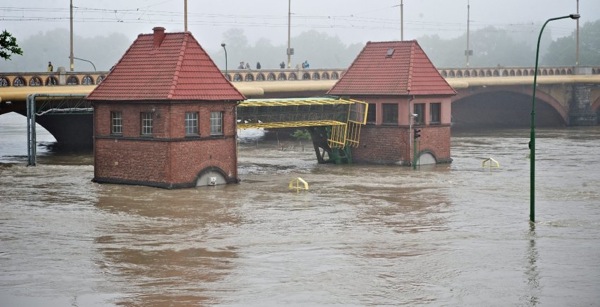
top-left (26, 94), bottom-right (37, 166)
top-left (530, 13), bottom-right (579, 222)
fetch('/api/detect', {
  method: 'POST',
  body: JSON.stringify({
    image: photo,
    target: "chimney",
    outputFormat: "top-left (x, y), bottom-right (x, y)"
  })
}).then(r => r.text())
top-left (153, 27), bottom-right (166, 48)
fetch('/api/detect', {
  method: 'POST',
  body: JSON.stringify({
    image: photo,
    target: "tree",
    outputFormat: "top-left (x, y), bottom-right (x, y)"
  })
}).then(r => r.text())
top-left (1, 29), bottom-right (130, 71)
top-left (543, 20), bottom-right (600, 66)
top-left (216, 28), bottom-right (363, 69)
top-left (418, 27), bottom-right (535, 68)
top-left (0, 30), bottom-right (23, 60)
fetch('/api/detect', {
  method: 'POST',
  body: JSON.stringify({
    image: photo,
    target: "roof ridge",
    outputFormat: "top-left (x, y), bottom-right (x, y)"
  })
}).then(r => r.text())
top-left (406, 41), bottom-right (416, 94)
top-left (168, 33), bottom-right (189, 99)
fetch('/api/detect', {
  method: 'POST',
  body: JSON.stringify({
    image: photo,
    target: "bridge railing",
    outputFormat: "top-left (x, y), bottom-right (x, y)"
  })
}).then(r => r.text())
top-left (0, 69), bottom-right (106, 87)
top-left (2, 66), bottom-right (599, 88)
top-left (437, 66), bottom-right (600, 78)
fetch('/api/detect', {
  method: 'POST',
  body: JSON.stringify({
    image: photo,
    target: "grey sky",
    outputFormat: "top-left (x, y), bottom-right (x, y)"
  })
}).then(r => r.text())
top-left (2, 0), bottom-right (598, 48)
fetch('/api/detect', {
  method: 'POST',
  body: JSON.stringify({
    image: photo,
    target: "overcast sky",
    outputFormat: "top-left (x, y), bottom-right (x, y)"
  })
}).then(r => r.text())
top-left (2, 0), bottom-right (599, 48)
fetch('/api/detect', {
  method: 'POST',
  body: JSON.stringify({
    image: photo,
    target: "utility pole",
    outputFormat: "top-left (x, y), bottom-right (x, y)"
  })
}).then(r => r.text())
top-left (184, 0), bottom-right (188, 32)
top-left (400, 0), bottom-right (404, 40)
top-left (70, 0), bottom-right (74, 71)
top-left (287, 0), bottom-right (292, 68)
top-left (465, 0), bottom-right (471, 67)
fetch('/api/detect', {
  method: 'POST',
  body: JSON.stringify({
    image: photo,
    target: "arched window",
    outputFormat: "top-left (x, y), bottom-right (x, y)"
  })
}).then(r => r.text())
top-left (456, 71), bottom-right (463, 78)
top-left (82, 75), bottom-right (94, 85)
top-left (502, 70), bottom-right (508, 76)
top-left (66, 76), bottom-right (79, 85)
top-left (321, 72), bottom-right (330, 80)
top-left (331, 72), bottom-right (339, 79)
top-left (267, 73), bottom-right (276, 81)
top-left (302, 72), bottom-right (310, 80)
top-left (46, 76), bottom-right (58, 86)
top-left (277, 73), bottom-right (287, 80)
top-left (244, 74), bottom-right (255, 81)
top-left (464, 70), bottom-right (470, 77)
top-left (492, 70), bottom-right (499, 77)
top-left (516, 70), bottom-right (522, 76)
top-left (441, 71), bottom-right (447, 78)
top-left (509, 70), bottom-right (515, 76)
top-left (0, 77), bottom-right (10, 87)
top-left (29, 76), bottom-right (43, 86)
top-left (13, 77), bottom-right (26, 87)
top-left (256, 73), bottom-right (265, 81)
top-left (448, 71), bottom-right (455, 78)
top-left (288, 72), bottom-right (297, 80)
top-left (96, 75), bottom-right (105, 84)
top-left (312, 72), bottom-right (320, 80)
top-left (233, 73), bottom-right (243, 81)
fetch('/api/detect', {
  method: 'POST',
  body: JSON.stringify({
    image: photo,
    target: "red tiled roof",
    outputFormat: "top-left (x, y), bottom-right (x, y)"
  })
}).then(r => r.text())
top-left (88, 28), bottom-right (245, 101)
top-left (328, 40), bottom-right (455, 96)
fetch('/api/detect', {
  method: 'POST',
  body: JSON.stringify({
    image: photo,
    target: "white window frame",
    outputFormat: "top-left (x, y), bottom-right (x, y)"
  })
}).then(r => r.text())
top-left (185, 112), bottom-right (199, 136)
top-left (141, 112), bottom-right (153, 136)
top-left (111, 111), bottom-right (122, 135)
top-left (210, 111), bottom-right (223, 136)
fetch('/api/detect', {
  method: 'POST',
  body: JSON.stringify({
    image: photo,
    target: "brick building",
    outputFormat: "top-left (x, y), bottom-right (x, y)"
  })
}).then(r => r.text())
top-left (88, 27), bottom-right (245, 188)
top-left (328, 40), bottom-right (456, 166)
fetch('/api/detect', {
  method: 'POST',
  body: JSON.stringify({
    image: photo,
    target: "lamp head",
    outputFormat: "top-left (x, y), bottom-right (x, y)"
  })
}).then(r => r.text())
top-left (221, 43), bottom-right (226, 47)
top-left (570, 14), bottom-right (580, 19)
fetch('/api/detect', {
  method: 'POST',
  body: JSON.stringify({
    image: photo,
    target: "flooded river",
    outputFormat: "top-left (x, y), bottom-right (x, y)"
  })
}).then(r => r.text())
top-left (1, 113), bottom-right (599, 306)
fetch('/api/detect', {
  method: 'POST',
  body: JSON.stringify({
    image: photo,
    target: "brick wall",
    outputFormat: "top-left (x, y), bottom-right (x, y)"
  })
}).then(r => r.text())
top-left (353, 125), bottom-right (410, 164)
top-left (416, 125), bottom-right (451, 163)
top-left (352, 124), bottom-right (451, 165)
top-left (93, 100), bottom-right (238, 188)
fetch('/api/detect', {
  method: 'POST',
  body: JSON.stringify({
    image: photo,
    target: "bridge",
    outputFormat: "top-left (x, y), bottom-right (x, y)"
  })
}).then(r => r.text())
top-left (1, 65), bottom-right (600, 148)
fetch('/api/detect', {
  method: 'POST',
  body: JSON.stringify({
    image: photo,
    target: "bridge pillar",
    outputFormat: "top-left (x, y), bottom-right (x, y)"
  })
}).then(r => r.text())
top-left (57, 67), bottom-right (67, 85)
top-left (569, 84), bottom-right (597, 126)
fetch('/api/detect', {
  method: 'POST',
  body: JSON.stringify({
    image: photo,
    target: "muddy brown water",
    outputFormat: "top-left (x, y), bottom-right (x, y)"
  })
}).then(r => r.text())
top-left (1, 113), bottom-right (599, 306)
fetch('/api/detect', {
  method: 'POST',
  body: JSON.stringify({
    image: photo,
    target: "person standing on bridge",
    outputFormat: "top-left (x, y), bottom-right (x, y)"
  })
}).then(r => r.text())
top-left (256, 61), bottom-right (261, 69)
top-left (47, 61), bottom-right (53, 72)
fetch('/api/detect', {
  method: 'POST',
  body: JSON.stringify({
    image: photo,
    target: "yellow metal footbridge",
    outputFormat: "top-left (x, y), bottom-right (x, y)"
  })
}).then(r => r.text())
top-left (237, 97), bottom-right (368, 163)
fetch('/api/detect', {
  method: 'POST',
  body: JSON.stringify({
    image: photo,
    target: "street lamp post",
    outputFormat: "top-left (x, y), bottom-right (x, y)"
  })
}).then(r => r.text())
top-left (73, 57), bottom-right (96, 71)
top-left (530, 13), bottom-right (579, 223)
top-left (221, 43), bottom-right (228, 77)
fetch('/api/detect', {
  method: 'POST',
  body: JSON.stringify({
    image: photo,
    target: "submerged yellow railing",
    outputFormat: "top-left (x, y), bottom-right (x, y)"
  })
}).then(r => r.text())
top-left (237, 97), bottom-right (368, 149)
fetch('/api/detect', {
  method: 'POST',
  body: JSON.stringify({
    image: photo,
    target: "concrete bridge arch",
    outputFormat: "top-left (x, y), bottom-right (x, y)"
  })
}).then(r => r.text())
top-left (451, 86), bottom-right (568, 128)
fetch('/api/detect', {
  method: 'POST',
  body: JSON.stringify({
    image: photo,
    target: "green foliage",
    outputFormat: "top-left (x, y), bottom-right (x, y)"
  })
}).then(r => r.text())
top-left (291, 129), bottom-right (311, 140)
top-left (543, 20), bottom-right (600, 66)
top-left (219, 28), bottom-right (362, 69)
top-left (2, 29), bottom-right (130, 71)
top-left (418, 26), bottom-right (535, 67)
top-left (0, 30), bottom-right (23, 60)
